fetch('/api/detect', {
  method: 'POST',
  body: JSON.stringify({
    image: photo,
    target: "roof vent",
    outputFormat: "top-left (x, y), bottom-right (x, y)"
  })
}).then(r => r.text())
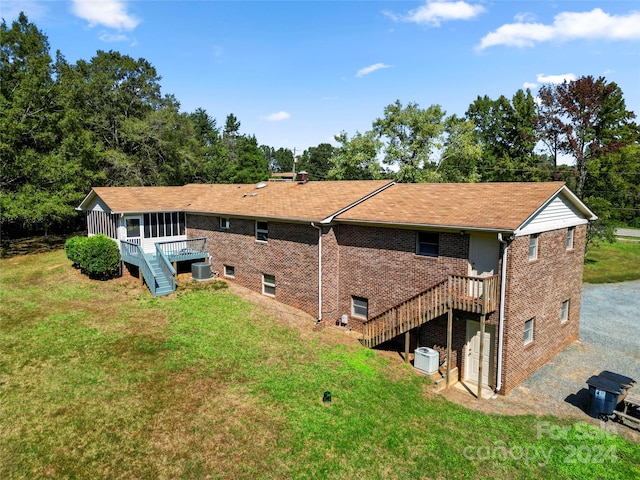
top-left (256, 182), bottom-right (267, 189)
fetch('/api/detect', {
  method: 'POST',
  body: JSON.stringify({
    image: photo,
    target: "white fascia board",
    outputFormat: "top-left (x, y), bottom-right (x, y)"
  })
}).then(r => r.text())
top-left (514, 185), bottom-right (597, 237)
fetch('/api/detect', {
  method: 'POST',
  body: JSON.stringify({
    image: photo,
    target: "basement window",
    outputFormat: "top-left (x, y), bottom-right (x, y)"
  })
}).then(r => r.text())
top-left (351, 296), bottom-right (368, 319)
top-left (256, 221), bottom-right (268, 242)
top-left (561, 300), bottom-right (570, 323)
top-left (524, 318), bottom-right (534, 345)
top-left (528, 234), bottom-right (539, 261)
top-left (262, 274), bottom-right (276, 296)
top-left (416, 231), bottom-right (439, 257)
top-left (566, 227), bottom-right (575, 250)
top-left (224, 265), bottom-right (235, 278)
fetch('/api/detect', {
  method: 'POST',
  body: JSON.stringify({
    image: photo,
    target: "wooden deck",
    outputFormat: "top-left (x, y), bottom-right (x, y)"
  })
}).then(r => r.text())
top-left (361, 274), bottom-right (499, 348)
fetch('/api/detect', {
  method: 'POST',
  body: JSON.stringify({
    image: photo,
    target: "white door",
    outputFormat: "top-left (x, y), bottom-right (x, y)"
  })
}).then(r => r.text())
top-left (468, 234), bottom-right (499, 297)
top-left (465, 321), bottom-right (494, 387)
top-left (125, 216), bottom-right (143, 244)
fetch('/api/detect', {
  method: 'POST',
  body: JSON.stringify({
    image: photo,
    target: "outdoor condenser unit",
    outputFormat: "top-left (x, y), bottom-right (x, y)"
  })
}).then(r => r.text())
top-left (414, 347), bottom-right (439, 374)
top-left (191, 262), bottom-right (211, 280)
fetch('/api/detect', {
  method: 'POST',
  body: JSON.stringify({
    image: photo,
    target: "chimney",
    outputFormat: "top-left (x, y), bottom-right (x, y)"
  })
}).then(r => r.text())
top-left (297, 171), bottom-right (308, 184)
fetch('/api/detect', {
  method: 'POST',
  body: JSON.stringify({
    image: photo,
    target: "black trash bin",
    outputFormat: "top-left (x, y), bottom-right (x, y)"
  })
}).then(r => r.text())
top-left (586, 375), bottom-right (624, 419)
top-left (599, 370), bottom-right (636, 391)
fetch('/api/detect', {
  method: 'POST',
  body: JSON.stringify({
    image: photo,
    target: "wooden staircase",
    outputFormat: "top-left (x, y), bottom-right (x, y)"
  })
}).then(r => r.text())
top-left (360, 275), bottom-right (499, 348)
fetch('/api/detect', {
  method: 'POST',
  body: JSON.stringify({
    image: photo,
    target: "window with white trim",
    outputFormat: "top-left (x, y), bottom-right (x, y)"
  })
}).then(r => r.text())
top-left (262, 274), bottom-right (276, 296)
top-left (524, 318), bottom-right (534, 345)
top-left (566, 227), bottom-right (575, 250)
top-left (220, 217), bottom-right (230, 230)
top-left (528, 234), bottom-right (539, 261)
top-left (416, 231), bottom-right (439, 257)
top-left (561, 300), bottom-right (569, 323)
top-left (256, 221), bottom-right (268, 242)
top-left (351, 296), bottom-right (368, 319)
top-left (224, 265), bottom-right (235, 278)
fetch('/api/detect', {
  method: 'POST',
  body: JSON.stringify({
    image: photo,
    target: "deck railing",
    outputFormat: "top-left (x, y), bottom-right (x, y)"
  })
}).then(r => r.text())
top-left (361, 274), bottom-right (500, 348)
top-left (448, 274), bottom-right (499, 314)
top-left (121, 240), bottom-right (159, 295)
top-left (156, 237), bottom-right (208, 262)
top-left (155, 245), bottom-right (176, 292)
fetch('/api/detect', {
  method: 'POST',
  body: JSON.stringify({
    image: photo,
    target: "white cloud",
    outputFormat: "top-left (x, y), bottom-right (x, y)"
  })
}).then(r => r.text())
top-left (523, 82), bottom-right (538, 89)
top-left (264, 111), bottom-right (291, 122)
top-left (71, 0), bottom-right (139, 30)
top-left (98, 32), bottom-right (129, 43)
top-left (387, 1), bottom-right (485, 26)
top-left (514, 12), bottom-right (537, 23)
top-left (478, 8), bottom-right (640, 50)
top-left (536, 73), bottom-right (577, 84)
top-left (356, 63), bottom-right (392, 78)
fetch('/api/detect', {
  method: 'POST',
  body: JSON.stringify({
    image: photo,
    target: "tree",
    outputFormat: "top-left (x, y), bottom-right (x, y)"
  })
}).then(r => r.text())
top-left (372, 100), bottom-right (445, 183)
top-left (0, 13), bottom-right (76, 235)
top-left (437, 116), bottom-right (482, 182)
top-left (299, 143), bottom-right (335, 180)
top-left (550, 76), bottom-right (636, 198)
top-left (328, 131), bottom-right (382, 180)
top-left (466, 90), bottom-right (540, 182)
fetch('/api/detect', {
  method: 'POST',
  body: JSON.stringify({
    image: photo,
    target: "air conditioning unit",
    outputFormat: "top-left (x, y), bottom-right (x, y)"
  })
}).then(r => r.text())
top-left (191, 262), bottom-right (211, 280)
top-left (414, 347), bottom-right (439, 374)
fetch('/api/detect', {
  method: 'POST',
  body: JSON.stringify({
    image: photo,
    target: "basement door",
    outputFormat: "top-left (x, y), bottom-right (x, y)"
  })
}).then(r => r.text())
top-left (465, 320), bottom-right (495, 388)
top-left (468, 234), bottom-right (500, 297)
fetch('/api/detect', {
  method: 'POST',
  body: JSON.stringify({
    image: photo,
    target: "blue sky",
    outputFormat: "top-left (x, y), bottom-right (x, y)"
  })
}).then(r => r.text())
top-left (3, 1), bottom-right (639, 152)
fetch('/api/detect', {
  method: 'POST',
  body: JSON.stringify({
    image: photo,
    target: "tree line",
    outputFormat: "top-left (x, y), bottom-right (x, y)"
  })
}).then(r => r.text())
top-left (2, 13), bottom-right (638, 238)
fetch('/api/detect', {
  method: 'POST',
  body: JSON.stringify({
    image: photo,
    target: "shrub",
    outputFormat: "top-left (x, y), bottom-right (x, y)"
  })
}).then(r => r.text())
top-left (64, 236), bottom-right (89, 268)
top-left (82, 235), bottom-right (121, 279)
top-left (65, 235), bottom-right (120, 279)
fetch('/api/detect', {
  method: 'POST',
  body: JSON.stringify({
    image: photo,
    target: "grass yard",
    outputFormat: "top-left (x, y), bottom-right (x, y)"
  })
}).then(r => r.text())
top-left (583, 240), bottom-right (640, 283)
top-left (1, 250), bottom-right (639, 479)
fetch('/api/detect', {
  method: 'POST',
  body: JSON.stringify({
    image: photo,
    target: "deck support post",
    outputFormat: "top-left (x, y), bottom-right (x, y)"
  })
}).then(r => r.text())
top-left (477, 314), bottom-right (486, 399)
top-left (446, 308), bottom-right (452, 388)
top-left (404, 330), bottom-right (410, 363)
top-left (139, 266), bottom-right (144, 286)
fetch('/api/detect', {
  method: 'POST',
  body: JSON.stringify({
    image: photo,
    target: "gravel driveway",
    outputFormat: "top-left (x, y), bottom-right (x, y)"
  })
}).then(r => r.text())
top-left (444, 280), bottom-right (640, 431)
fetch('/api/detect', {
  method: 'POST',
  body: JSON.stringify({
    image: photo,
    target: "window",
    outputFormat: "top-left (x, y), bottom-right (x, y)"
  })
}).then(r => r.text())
top-left (566, 227), bottom-right (575, 250)
top-left (351, 296), bottom-right (368, 319)
top-left (126, 218), bottom-right (140, 238)
top-left (528, 234), bottom-right (539, 261)
top-left (262, 274), bottom-right (276, 296)
top-left (220, 217), bottom-right (230, 230)
top-left (416, 231), bottom-right (439, 257)
top-left (224, 265), bottom-right (235, 278)
top-left (524, 318), bottom-right (534, 345)
top-left (561, 300), bottom-right (570, 323)
top-left (143, 212), bottom-right (186, 238)
top-left (256, 221), bottom-right (269, 242)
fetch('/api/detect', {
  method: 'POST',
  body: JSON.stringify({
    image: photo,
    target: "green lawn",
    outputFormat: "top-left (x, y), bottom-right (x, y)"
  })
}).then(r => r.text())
top-left (1, 250), bottom-right (638, 479)
top-left (584, 240), bottom-right (640, 283)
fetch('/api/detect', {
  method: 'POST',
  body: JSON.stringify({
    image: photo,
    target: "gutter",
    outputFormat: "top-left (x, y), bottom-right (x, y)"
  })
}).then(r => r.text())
top-left (311, 222), bottom-right (322, 323)
top-left (495, 232), bottom-right (514, 393)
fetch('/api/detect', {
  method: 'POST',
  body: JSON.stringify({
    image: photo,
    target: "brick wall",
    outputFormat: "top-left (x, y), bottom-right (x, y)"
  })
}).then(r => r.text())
top-left (336, 225), bottom-right (469, 330)
top-left (499, 224), bottom-right (585, 394)
top-left (187, 214), bottom-right (320, 318)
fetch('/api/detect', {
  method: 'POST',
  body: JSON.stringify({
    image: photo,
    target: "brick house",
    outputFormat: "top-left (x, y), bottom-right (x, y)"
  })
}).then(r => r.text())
top-left (78, 180), bottom-right (596, 394)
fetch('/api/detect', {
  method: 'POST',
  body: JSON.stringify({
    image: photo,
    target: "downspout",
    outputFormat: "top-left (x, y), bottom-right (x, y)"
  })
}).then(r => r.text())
top-left (311, 222), bottom-right (322, 323)
top-left (496, 232), bottom-right (512, 393)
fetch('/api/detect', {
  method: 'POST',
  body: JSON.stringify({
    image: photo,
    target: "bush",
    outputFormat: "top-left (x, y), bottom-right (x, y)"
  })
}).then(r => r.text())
top-left (64, 236), bottom-right (88, 267)
top-left (65, 235), bottom-right (120, 279)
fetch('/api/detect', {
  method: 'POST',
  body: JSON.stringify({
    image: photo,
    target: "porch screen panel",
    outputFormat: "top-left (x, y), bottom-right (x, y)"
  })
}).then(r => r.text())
top-left (87, 211), bottom-right (118, 239)
top-left (144, 214), bottom-right (151, 238)
top-left (179, 212), bottom-right (185, 235)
